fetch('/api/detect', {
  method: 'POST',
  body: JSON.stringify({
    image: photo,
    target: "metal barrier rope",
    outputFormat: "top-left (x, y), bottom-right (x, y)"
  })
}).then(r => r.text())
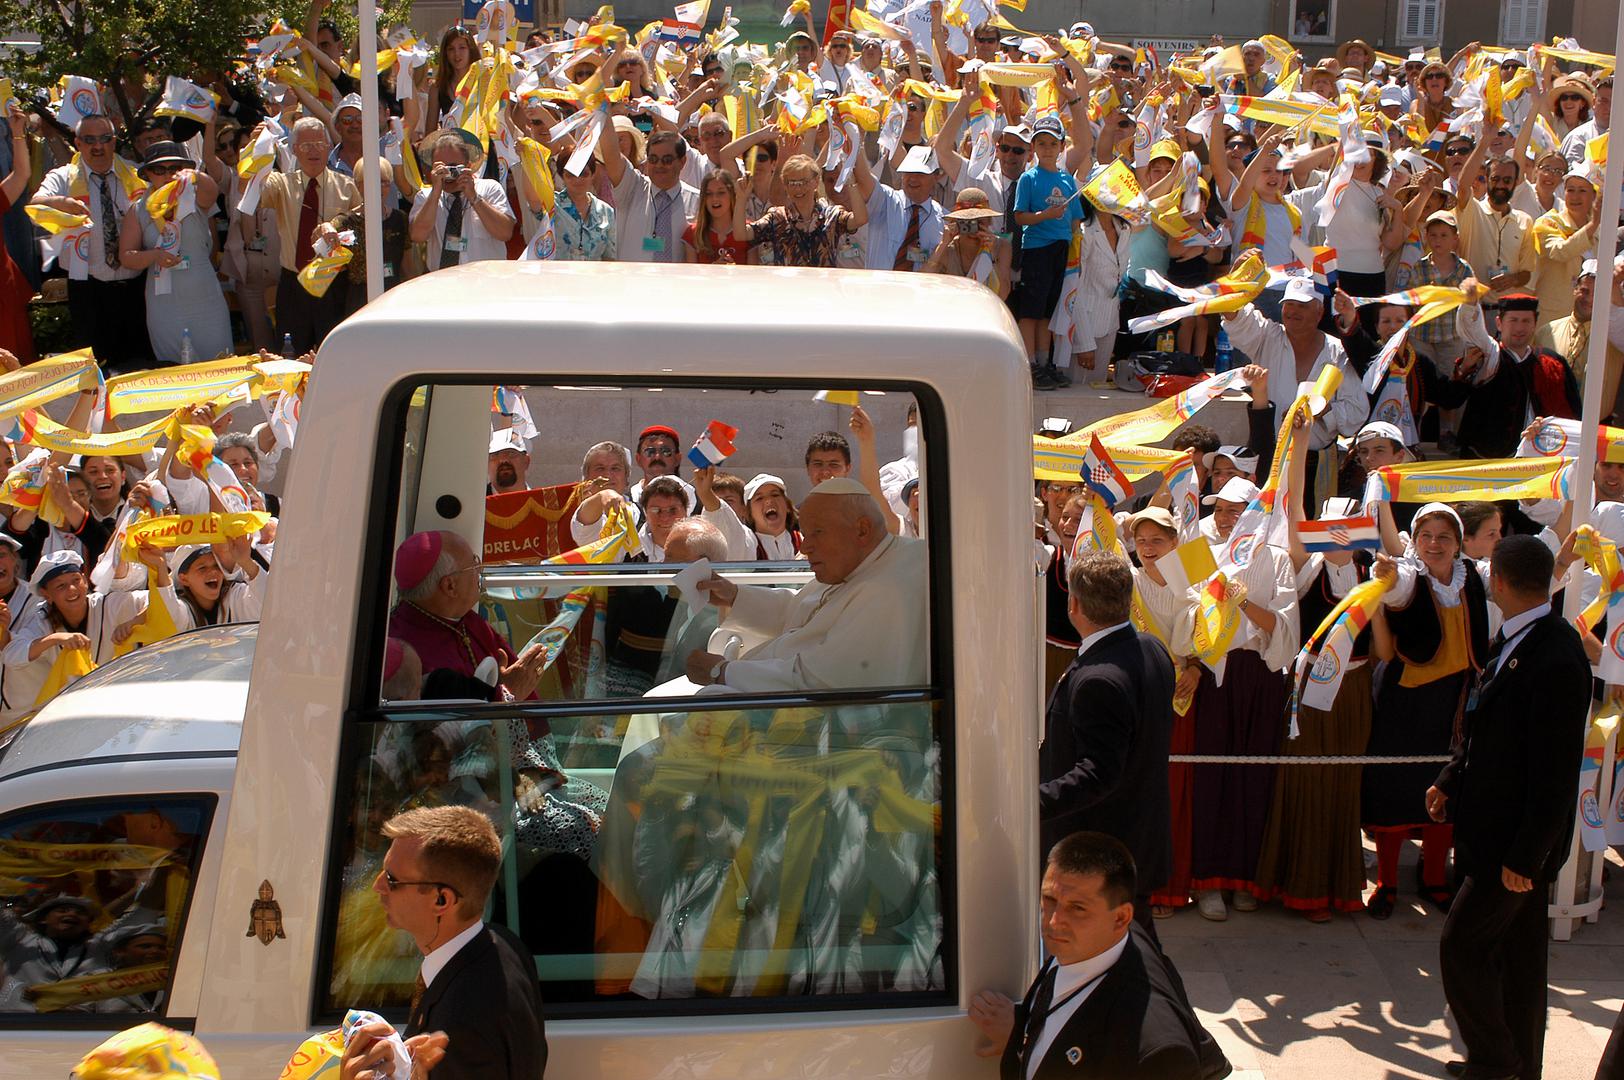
top-left (1168, 754), bottom-right (1452, 765)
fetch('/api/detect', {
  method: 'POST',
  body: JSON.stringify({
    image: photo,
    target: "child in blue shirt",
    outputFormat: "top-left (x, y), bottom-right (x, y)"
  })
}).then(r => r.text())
top-left (1012, 116), bottom-right (1086, 388)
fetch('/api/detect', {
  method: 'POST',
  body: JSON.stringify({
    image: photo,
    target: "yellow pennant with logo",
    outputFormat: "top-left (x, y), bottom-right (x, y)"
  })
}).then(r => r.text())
top-left (71, 1021), bottom-right (218, 1077)
top-left (123, 511), bottom-right (273, 558)
top-left (17, 408), bottom-right (178, 456)
top-left (0, 349), bottom-right (99, 423)
top-left (105, 355), bottom-right (261, 418)
top-left (114, 587), bottom-right (182, 658)
top-left (299, 244), bottom-right (354, 297)
top-left (30, 963), bottom-right (171, 1014)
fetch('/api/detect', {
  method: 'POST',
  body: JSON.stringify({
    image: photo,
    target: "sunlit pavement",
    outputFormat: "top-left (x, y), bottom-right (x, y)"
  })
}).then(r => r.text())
top-left (1159, 846), bottom-right (1623, 1080)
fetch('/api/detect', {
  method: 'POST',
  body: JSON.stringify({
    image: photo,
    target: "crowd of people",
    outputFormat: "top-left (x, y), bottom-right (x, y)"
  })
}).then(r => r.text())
top-left (2, 2), bottom-right (1624, 1077)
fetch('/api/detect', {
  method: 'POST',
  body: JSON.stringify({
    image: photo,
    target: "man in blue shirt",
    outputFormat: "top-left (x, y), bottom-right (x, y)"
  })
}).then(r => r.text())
top-left (1012, 116), bottom-right (1085, 389)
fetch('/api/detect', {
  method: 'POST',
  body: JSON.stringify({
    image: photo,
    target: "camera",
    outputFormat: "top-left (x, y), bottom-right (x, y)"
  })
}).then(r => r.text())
top-left (446, 165), bottom-right (466, 180)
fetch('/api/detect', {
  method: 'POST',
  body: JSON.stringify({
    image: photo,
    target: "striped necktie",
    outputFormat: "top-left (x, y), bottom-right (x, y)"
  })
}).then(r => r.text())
top-left (894, 204), bottom-right (922, 271)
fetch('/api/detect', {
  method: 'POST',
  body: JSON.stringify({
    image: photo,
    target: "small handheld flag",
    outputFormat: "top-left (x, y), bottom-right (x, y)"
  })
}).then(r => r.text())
top-left (1081, 436), bottom-right (1133, 509)
top-left (657, 18), bottom-right (703, 44)
top-left (1296, 515), bottom-right (1381, 552)
top-left (687, 420), bottom-right (739, 469)
top-left (814, 389), bottom-right (863, 406)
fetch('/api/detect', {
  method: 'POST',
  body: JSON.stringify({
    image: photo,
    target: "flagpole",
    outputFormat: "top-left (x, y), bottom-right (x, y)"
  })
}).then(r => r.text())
top-left (358, 0), bottom-right (385, 303)
top-left (1550, 0), bottom-right (1624, 942)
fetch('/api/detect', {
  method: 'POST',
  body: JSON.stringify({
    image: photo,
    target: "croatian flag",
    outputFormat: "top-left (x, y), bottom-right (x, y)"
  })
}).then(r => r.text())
top-left (1297, 515), bottom-right (1381, 552)
top-left (1082, 436), bottom-right (1134, 509)
top-left (688, 420), bottom-right (739, 469)
top-left (658, 19), bottom-right (703, 44)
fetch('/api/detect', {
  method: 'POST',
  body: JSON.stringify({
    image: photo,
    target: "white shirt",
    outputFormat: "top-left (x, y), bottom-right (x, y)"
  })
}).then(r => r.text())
top-left (865, 183), bottom-right (943, 270)
top-left (36, 163), bottom-right (144, 282)
top-left (610, 166), bottom-right (700, 262)
top-left (412, 179), bottom-right (514, 270)
top-left (754, 529), bottom-right (804, 560)
top-left (1223, 306), bottom-right (1369, 450)
top-left (1024, 934), bottom-right (1131, 1079)
top-left (1562, 118), bottom-right (1605, 165)
top-left (1487, 602), bottom-right (1550, 679)
top-left (715, 532), bottom-right (927, 692)
top-left (1075, 620), bottom-right (1131, 658)
top-left (420, 920), bottom-right (485, 990)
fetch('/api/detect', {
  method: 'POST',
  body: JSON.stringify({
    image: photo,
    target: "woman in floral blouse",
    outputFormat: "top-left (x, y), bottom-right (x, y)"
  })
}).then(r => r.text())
top-left (732, 153), bottom-right (866, 268)
top-left (550, 150), bottom-right (616, 262)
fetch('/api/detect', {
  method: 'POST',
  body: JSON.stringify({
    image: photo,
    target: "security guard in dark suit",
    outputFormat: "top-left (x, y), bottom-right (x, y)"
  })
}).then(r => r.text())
top-left (1428, 536), bottom-right (1589, 1080)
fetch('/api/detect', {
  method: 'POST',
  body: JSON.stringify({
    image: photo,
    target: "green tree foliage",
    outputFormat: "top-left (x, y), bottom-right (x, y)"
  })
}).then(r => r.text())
top-left (5, 0), bottom-right (415, 127)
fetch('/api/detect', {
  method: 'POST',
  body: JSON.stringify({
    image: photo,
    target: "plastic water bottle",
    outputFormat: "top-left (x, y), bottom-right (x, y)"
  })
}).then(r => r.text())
top-left (283, 332), bottom-right (295, 360)
top-left (1215, 325), bottom-right (1233, 372)
top-left (179, 327), bottom-right (195, 365)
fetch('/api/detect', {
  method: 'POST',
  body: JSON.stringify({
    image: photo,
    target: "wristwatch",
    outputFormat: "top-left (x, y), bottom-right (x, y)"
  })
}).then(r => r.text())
top-left (709, 659), bottom-right (726, 683)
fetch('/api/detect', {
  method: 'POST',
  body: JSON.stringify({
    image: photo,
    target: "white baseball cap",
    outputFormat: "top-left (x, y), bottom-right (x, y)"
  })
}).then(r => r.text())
top-left (489, 428), bottom-right (530, 455)
top-left (1202, 476), bottom-right (1261, 506)
top-left (744, 473), bottom-right (787, 502)
top-left (1202, 445), bottom-right (1260, 475)
top-left (1355, 420), bottom-right (1405, 446)
top-left (897, 145), bottom-right (941, 174)
top-left (1282, 278), bottom-right (1322, 305)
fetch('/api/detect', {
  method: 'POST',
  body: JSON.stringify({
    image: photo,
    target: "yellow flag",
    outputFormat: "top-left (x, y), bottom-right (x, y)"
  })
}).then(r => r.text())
top-left (113, 587), bottom-right (181, 657)
top-left (23, 204), bottom-right (90, 234)
top-left (105, 355), bottom-right (261, 418)
top-left (35, 647), bottom-right (94, 708)
top-left (348, 49), bottom-right (398, 79)
top-left (71, 1022), bottom-right (218, 1076)
top-left (123, 511), bottom-right (273, 557)
top-left (281, 1029), bottom-right (347, 1080)
top-left (518, 137), bottom-right (555, 215)
top-left (847, 8), bottom-right (906, 41)
top-left (17, 408), bottom-right (177, 457)
top-left (31, 964), bottom-right (171, 1013)
top-left (978, 62), bottom-right (1058, 88)
top-left (1192, 574), bottom-right (1242, 663)
top-left (298, 245), bottom-right (355, 297)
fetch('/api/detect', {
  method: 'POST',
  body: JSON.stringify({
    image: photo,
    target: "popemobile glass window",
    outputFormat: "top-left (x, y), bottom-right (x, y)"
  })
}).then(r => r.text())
top-left (322, 382), bottom-right (949, 1015)
top-left (0, 796), bottom-right (213, 1017)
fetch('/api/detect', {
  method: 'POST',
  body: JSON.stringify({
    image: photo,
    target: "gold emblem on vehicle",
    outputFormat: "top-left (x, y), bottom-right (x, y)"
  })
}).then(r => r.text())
top-left (247, 879), bottom-right (286, 945)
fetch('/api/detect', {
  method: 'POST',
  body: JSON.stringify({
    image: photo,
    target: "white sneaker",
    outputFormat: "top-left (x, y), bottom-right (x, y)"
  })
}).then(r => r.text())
top-left (1232, 889), bottom-right (1259, 912)
top-left (1197, 890), bottom-right (1228, 921)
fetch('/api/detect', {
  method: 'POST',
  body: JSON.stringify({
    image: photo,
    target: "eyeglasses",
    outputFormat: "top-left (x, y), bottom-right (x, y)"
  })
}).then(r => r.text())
top-left (1446, 146), bottom-right (1471, 157)
top-left (641, 445), bottom-right (677, 457)
top-left (784, 176), bottom-right (815, 188)
top-left (1539, 164), bottom-right (1567, 176)
top-left (647, 152), bottom-right (679, 165)
top-left (795, 44), bottom-right (814, 52)
top-left (448, 561), bottom-right (483, 577)
top-left (997, 144), bottom-right (1027, 155)
top-left (382, 868), bottom-right (461, 897)
top-left (79, 134), bottom-right (115, 146)
top-left (294, 140), bottom-right (328, 151)
top-left (974, 35), bottom-right (998, 43)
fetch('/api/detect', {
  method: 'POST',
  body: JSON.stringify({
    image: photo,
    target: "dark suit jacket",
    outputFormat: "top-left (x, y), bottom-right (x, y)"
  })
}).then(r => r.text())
top-left (1433, 611), bottom-right (1590, 884)
top-left (1039, 626), bottom-right (1176, 891)
top-left (406, 923), bottom-right (547, 1080)
top-left (1000, 925), bottom-right (1231, 1080)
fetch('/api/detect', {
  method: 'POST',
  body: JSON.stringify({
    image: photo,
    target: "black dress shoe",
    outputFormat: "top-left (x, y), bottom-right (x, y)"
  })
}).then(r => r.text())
top-left (1444, 1061), bottom-right (1466, 1078)
top-left (1367, 885), bottom-right (1397, 920)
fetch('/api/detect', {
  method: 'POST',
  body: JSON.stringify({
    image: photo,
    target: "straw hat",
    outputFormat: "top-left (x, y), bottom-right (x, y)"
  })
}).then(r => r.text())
top-left (945, 187), bottom-right (1002, 221)
top-left (1552, 75), bottom-right (1595, 107)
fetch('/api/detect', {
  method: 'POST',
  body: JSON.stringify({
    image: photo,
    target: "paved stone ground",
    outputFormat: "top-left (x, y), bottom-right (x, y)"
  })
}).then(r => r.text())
top-left (1159, 845), bottom-right (1623, 1080)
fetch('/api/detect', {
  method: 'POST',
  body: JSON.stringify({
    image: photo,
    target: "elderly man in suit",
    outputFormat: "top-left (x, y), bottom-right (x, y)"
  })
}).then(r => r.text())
top-left (1040, 549), bottom-right (1175, 941)
top-left (1428, 535), bottom-right (1589, 1080)
top-left (967, 832), bottom-right (1231, 1080)
top-left (343, 805), bottom-right (547, 1080)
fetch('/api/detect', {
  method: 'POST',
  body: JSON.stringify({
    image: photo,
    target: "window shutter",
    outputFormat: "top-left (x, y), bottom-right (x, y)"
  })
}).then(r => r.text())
top-left (1401, 0), bottom-right (1441, 42)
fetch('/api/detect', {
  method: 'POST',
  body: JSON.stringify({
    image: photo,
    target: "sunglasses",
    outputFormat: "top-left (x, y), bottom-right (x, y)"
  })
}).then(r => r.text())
top-left (382, 868), bottom-right (461, 897)
top-left (647, 153), bottom-right (679, 165)
top-left (144, 164), bottom-right (181, 176)
top-left (1226, 140), bottom-right (1252, 150)
top-left (641, 445), bottom-right (678, 456)
top-left (1559, 94), bottom-right (1583, 103)
top-left (1110, 62), bottom-right (1132, 72)
top-left (79, 134), bottom-right (115, 146)
top-left (1446, 146), bottom-right (1471, 157)
top-left (974, 35), bottom-right (998, 43)
top-left (998, 144), bottom-right (1028, 154)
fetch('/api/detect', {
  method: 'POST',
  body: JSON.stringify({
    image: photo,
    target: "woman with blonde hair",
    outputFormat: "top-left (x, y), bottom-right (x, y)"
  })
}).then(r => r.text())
top-left (733, 152), bottom-right (866, 268)
top-left (683, 170), bottom-right (752, 264)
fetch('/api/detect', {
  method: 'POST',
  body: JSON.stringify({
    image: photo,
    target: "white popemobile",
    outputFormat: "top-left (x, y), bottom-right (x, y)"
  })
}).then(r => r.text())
top-left (0, 263), bottom-right (1040, 1077)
